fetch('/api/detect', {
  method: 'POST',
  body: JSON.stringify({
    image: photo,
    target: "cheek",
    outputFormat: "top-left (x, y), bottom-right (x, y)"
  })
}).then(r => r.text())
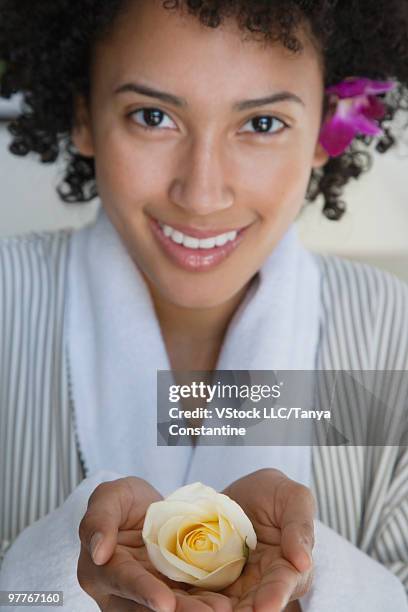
top-left (235, 142), bottom-right (313, 218)
top-left (92, 128), bottom-right (173, 206)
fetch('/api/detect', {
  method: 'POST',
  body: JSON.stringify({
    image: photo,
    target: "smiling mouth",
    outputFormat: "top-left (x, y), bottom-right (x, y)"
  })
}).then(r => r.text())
top-left (158, 221), bottom-right (241, 249)
top-left (148, 216), bottom-right (251, 271)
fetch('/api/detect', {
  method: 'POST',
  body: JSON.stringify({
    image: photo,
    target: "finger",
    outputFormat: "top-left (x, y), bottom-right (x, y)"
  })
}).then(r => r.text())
top-left (117, 529), bottom-right (144, 547)
top-left (276, 482), bottom-right (316, 573)
top-left (105, 594), bottom-right (151, 611)
top-left (101, 556), bottom-right (176, 612)
top-left (292, 563), bottom-right (314, 600)
top-left (237, 562), bottom-right (299, 612)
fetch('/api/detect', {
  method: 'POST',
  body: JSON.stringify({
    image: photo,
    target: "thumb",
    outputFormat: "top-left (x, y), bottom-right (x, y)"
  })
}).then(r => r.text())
top-left (78, 480), bottom-right (130, 565)
top-left (89, 524), bottom-right (118, 566)
top-left (279, 483), bottom-right (316, 574)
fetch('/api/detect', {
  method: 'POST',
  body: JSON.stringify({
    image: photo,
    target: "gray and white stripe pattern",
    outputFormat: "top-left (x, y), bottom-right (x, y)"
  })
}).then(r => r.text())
top-left (1, 228), bottom-right (408, 593)
top-left (0, 230), bottom-right (84, 560)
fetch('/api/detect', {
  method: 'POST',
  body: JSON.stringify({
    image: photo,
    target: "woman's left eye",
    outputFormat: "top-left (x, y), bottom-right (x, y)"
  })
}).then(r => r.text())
top-left (128, 107), bottom-right (177, 131)
top-left (240, 115), bottom-right (288, 135)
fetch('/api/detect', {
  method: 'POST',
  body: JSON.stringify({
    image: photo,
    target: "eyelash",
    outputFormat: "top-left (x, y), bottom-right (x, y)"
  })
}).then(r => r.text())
top-left (127, 107), bottom-right (289, 136)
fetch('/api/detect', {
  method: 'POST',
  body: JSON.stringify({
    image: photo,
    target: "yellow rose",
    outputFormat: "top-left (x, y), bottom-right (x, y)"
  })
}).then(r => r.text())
top-left (142, 482), bottom-right (257, 591)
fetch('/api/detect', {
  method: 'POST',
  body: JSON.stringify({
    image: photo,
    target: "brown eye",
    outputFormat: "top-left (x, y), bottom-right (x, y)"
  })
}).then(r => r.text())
top-left (129, 107), bottom-right (177, 130)
top-left (241, 115), bottom-right (287, 135)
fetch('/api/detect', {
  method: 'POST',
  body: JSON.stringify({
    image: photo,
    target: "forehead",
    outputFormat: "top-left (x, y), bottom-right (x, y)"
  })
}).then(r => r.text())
top-left (91, 0), bottom-right (323, 103)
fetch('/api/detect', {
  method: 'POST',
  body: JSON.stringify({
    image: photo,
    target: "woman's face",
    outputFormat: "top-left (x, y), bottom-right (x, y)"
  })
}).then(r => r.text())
top-left (74, 0), bottom-right (327, 309)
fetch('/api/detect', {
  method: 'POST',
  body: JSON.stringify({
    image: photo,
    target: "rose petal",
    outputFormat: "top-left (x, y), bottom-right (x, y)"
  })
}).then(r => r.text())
top-left (143, 500), bottom-right (212, 542)
top-left (158, 515), bottom-right (185, 555)
top-left (175, 518), bottom-right (220, 561)
top-left (145, 541), bottom-right (201, 583)
top-left (177, 518), bottom-right (219, 547)
top-left (193, 557), bottom-right (247, 591)
top-left (182, 525), bottom-right (244, 572)
top-left (157, 516), bottom-right (209, 579)
top-left (199, 521), bottom-right (221, 538)
top-left (165, 484), bottom-right (220, 516)
top-left (166, 482), bottom-right (218, 503)
top-left (216, 494), bottom-right (257, 550)
top-left (217, 514), bottom-right (233, 545)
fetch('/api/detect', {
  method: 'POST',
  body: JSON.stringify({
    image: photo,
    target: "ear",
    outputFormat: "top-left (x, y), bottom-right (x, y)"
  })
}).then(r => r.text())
top-left (71, 95), bottom-right (95, 157)
top-left (312, 140), bottom-right (329, 169)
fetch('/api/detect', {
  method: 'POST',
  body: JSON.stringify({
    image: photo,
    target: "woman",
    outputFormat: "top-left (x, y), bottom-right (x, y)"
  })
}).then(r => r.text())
top-left (1, 1), bottom-right (408, 610)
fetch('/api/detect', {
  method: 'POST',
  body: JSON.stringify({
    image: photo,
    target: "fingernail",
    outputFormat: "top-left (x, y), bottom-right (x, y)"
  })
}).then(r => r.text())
top-left (293, 548), bottom-right (311, 573)
top-left (304, 546), bottom-right (313, 564)
top-left (90, 532), bottom-right (103, 564)
top-left (299, 537), bottom-right (312, 567)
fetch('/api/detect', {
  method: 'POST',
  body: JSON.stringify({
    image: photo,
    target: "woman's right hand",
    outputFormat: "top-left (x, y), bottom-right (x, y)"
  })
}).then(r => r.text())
top-left (77, 477), bottom-right (233, 611)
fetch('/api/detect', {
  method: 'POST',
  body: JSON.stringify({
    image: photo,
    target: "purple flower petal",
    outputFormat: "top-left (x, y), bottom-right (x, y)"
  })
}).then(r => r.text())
top-left (362, 96), bottom-right (386, 120)
top-left (364, 80), bottom-right (396, 95)
top-left (319, 114), bottom-right (358, 157)
top-left (327, 78), bottom-right (370, 98)
top-left (319, 78), bottom-right (393, 156)
top-left (327, 77), bottom-right (395, 99)
top-left (350, 113), bottom-right (383, 137)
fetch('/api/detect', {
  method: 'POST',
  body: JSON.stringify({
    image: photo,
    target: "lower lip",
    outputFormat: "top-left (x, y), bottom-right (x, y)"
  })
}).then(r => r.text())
top-left (149, 217), bottom-right (248, 271)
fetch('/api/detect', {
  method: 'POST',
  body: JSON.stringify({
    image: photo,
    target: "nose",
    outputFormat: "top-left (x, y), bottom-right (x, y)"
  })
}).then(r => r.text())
top-left (168, 136), bottom-right (234, 215)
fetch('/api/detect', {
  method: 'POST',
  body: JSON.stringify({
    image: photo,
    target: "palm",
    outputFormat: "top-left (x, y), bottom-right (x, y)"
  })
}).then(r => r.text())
top-left (114, 524), bottom-right (179, 586)
top-left (104, 520), bottom-right (299, 612)
top-left (112, 521), bottom-right (235, 609)
top-left (115, 501), bottom-right (300, 611)
top-left (217, 503), bottom-right (302, 611)
top-left (222, 540), bottom-right (299, 610)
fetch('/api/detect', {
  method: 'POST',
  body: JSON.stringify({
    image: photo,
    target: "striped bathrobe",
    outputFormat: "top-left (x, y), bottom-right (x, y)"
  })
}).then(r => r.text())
top-left (1, 227), bottom-right (408, 593)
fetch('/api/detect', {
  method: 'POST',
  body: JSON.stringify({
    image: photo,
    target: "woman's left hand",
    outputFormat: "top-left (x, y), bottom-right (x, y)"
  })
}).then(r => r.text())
top-left (214, 468), bottom-right (315, 611)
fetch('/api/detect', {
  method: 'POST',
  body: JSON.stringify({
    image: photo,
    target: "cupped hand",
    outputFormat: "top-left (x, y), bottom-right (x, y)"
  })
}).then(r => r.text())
top-left (77, 476), bottom-right (233, 611)
top-left (217, 468), bottom-right (315, 611)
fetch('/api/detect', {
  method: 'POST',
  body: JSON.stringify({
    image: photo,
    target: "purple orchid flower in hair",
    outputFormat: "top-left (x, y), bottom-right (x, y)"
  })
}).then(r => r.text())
top-left (319, 77), bottom-right (396, 157)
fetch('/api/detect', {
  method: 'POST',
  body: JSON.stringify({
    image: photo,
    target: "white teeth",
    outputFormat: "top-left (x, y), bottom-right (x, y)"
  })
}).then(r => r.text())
top-left (215, 233), bottom-right (229, 247)
top-left (159, 221), bottom-right (239, 249)
top-left (183, 235), bottom-right (200, 249)
top-left (171, 230), bottom-right (184, 244)
top-left (199, 237), bottom-right (217, 249)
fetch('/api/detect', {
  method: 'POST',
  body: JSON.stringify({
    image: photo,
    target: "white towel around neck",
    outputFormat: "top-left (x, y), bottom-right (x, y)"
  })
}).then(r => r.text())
top-left (66, 205), bottom-right (322, 495)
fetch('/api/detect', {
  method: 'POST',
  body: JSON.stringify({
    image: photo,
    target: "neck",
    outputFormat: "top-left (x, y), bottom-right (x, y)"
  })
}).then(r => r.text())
top-left (151, 284), bottom-right (251, 347)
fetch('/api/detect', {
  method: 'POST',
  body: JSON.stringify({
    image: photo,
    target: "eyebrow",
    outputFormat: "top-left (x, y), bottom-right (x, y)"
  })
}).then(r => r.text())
top-left (114, 82), bottom-right (305, 110)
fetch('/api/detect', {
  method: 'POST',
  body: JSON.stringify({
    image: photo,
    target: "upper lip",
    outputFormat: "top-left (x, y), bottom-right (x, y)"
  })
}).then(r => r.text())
top-left (152, 217), bottom-right (250, 239)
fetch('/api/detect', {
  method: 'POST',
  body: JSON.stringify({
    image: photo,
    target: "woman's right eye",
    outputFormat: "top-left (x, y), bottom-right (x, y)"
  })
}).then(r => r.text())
top-left (128, 107), bottom-right (177, 131)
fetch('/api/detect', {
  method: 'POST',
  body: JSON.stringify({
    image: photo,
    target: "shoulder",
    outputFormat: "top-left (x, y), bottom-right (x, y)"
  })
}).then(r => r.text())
top-left (0, 226), bottom-right (73, 262)
top-left (0, 228), bottom-right (74, 336)
top-left (313, 252), bottom-right (408, 369)
top-left (315, 251), bottom-right (408, 303)
top-left (0, 227), bottom-right (73, 288)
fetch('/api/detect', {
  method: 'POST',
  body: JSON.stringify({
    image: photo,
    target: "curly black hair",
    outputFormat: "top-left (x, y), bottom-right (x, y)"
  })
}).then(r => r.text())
top-left (1, 0), bottom-right (408, 220)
